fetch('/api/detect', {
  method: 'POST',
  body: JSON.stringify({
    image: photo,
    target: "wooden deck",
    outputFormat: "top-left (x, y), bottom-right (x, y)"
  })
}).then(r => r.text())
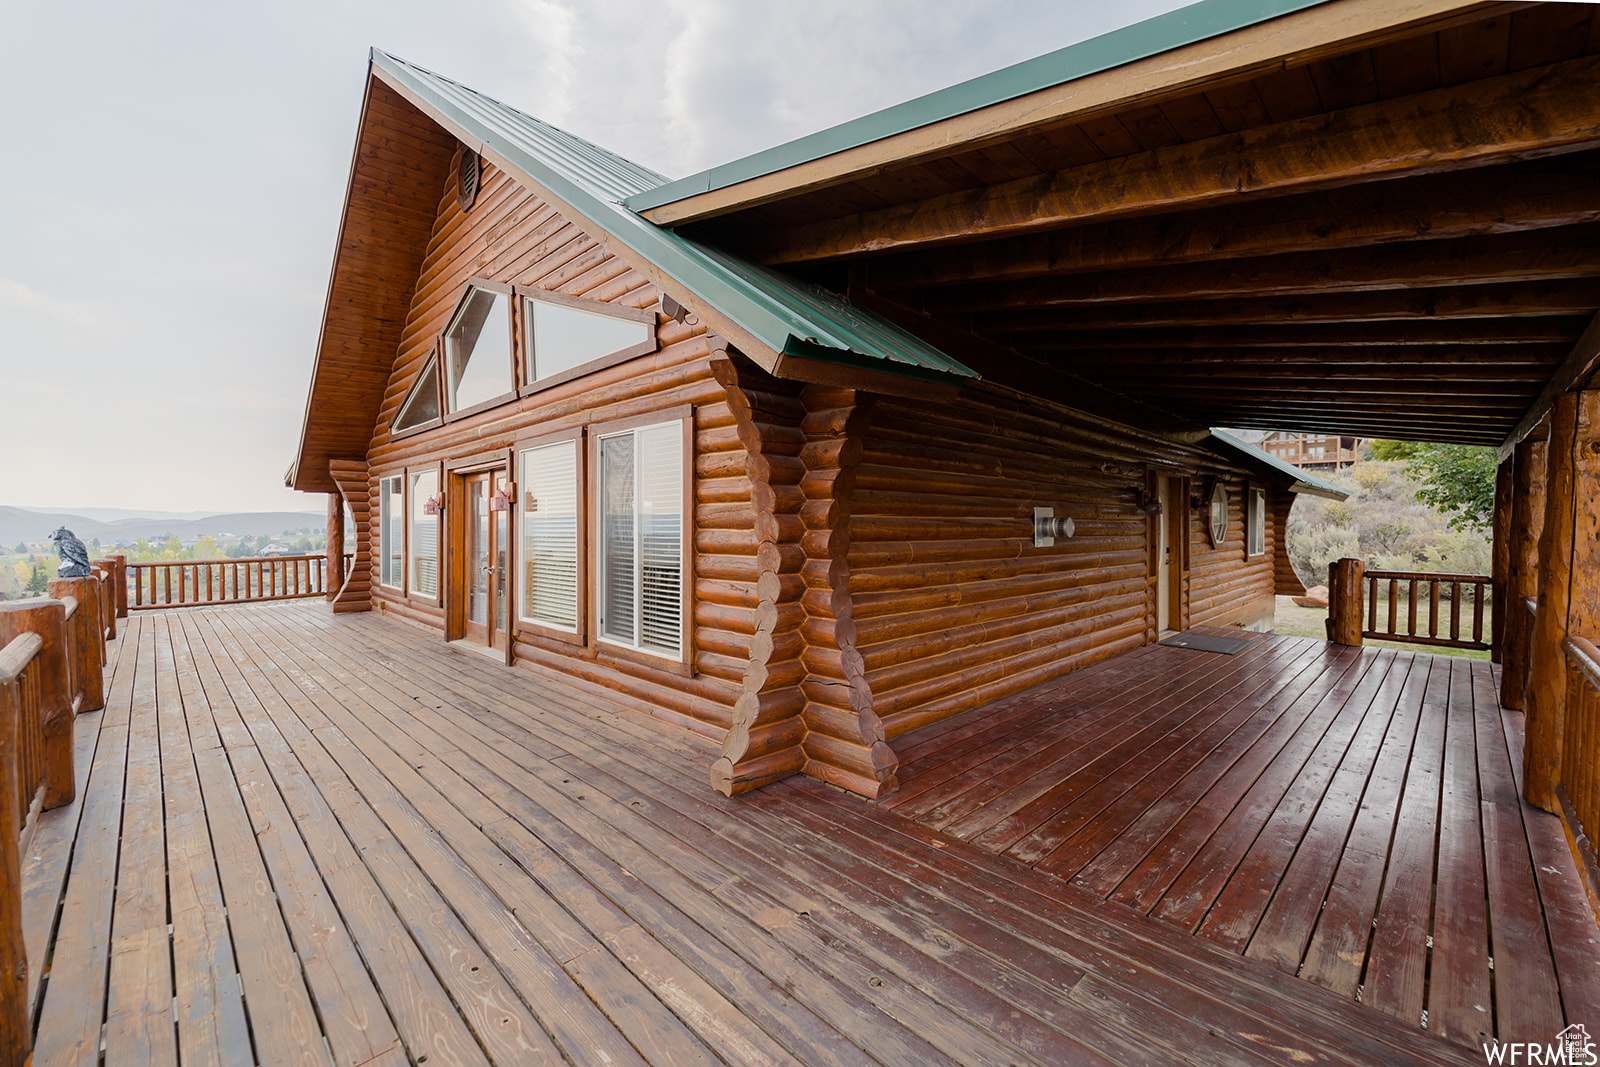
top-left (885, 629), bottom-right (1600, 1054)
top-left (19, 606), bottom-right (1574, 1066)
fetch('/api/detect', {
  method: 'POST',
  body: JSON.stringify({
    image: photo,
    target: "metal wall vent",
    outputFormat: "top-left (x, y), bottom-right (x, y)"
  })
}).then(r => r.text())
top-left (457, 149), bottom-right (480, 210)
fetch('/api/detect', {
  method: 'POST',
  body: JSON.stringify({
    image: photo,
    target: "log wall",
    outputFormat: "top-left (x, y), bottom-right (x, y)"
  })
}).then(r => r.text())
top-left (846, 385), bottom-right (1286, 742)
top-left (349, 152), bottom-right (1305, 792)
top-left (365, 155), bottom-right (755, 740)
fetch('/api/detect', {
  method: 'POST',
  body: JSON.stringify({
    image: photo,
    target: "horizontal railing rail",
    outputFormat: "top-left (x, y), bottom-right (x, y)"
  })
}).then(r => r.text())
top-left (129, 554), bottom-right (330, 610)
top-left (1560, 636), bottom-right (1600, 891)
top-left (1363, 568), bottom-right (1492, 651)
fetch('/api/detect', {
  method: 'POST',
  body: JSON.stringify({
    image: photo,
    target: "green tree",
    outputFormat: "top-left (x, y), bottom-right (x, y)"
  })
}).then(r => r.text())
top-left (13, 541), bottom-right (25, 554)
top-left (1369, 439), bottom-right (1422, 462)
top-left (25, 562), bottom-right (47, 595)
top-left (194, 535), bottom-right (219, 560)
top-left (1405, 444), bottom-right (1497, 532)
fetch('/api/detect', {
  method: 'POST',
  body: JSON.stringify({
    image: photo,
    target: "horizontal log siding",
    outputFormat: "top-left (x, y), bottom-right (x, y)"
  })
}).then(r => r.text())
top-left (850, 386), bottom-right (1279, 740)
top-left (1188, 476), bottom-right (1278, 632)
top-left (1273, 493), bottom-right (1307, 597)
top-left (365, 156), bottom-right (755, 740)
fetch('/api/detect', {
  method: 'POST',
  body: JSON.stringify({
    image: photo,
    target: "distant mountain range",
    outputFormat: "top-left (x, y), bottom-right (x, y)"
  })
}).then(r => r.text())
top-left (3, 506), bottom-right (324, 546)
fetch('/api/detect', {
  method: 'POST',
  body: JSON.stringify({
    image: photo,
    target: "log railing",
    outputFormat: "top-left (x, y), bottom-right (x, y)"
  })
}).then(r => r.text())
top-left (1362, 568), bottom-right (1492, 651)
top-left (1, 589), bottom-right (114, 1062)
top-left (1559, 636), bottom-right (1600, 892)
top-left (129, 554), bottom-right (331, 610)
top-left (1326, 558), bottom-right (1492, 652)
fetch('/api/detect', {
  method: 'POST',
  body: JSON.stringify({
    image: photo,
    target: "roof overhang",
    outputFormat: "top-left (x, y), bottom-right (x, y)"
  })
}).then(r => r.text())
top-left (1208, 430), bottom-right (1350, 499)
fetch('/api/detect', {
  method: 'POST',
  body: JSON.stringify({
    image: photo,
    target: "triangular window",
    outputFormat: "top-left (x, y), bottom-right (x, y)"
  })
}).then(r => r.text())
top-left (394, 357), bottom-right (441, 432)
top-left (446, 287), bottom-right (513, 412)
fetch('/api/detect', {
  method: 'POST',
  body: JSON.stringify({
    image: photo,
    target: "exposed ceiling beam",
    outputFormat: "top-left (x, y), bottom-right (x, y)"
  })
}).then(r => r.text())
top-left (747, 53), bottom-right (1600, 264)
top-left (968, 281), bottom-right (1600, 329)
top-left (1030, 356), bottom-right (1561, 382)
top-left (989, 320), bottom-right (1586, 347)
top-left (1498, 309), bottom-right (1600, 460)
top-left (930, 226), bottom-right (1600, 311)
top-left (860, 162), bottom-right (1600, 290)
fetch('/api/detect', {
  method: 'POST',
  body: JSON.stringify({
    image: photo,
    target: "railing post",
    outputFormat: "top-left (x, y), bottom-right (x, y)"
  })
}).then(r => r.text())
top-left (91, 561), bottom-right (116, 641)
top-left (1326, 558), bottom-right (1366, 646)
top-left (107, 553), bottom-right (128, 618)
top-left (47, 577), bottom-right (104, 715)
top-left (0, 600), bottom-right (73, 810)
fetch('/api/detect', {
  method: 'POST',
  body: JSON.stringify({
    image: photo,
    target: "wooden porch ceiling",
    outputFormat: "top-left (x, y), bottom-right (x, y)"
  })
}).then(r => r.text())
top-left (23, 602), bottom-right (1492, 1065)
top-left (677, 2), bottom-right (1600, 446)
top-left (884, 629), bottom-right (1600, 1053)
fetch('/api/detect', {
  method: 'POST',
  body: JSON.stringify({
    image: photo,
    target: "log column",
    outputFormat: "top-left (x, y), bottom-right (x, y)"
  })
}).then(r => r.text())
top-left (46, 576), bottom-right (104, 715)
top-left (1491, 455), bottom-right (1513, 661)
top-left (708, 356), bottom-right (810, 796)
top-left (1524, 391), bottom-right (1598, 812)
top-left (327, 491), bottom-right (346, 602)
top-left (0, 600), bottom-right (73, 809)
top-left (1502, 437), bottom-right (1547, 709)
top-left (107, 553), bottom-right (128, 618)
top-left (0, 660), bottom-right (28, 1065)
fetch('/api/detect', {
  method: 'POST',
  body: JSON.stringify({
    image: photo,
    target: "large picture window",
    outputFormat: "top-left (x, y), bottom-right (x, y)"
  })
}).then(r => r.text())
top-left (409, 468), bottom-right (440, 598)
top-left (596, 420), bottom-right (683, 659)
top-left (519, 439), bottom-right (579, 632)
top-left (524, 294), bottom-right (653, 386)
top-left (379, 475), bottom-right (402, 589)
top-left (445, 286), bottom-right (513, 413)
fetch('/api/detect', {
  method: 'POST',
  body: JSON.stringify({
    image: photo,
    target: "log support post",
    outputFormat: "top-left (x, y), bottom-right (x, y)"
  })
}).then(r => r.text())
top-left (1503, 437), bottom-right (1547, 709)
top-left (1491, 455), bottom-right (1514, 662)
top-left (1325, 558), bottom-right (1366, 646)
top-left (47, 576), bottom-right (105, 716)
top-left (0, 599), bottom-right (74, 810)
top-left (327, 491), bottom-right (346, 601)
top-left (1524, 391), bottom-right (1600, 812)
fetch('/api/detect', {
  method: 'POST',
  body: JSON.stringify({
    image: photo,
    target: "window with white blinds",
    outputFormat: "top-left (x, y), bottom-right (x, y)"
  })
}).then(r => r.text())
top-left (519, 440), bottom-right (579, 631)
top-left (597, 421), bottom-right (683, 658)
top-left (409, 468), bottom-right (439, 598)
top-left (379, 475), bottom-right (402, 589)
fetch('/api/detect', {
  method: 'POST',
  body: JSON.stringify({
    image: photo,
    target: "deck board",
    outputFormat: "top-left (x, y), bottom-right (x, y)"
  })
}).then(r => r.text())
top-left (21, 604), bottom-right (1563, 1064)
top-left (889, 628), bottom-right (1600, 1051)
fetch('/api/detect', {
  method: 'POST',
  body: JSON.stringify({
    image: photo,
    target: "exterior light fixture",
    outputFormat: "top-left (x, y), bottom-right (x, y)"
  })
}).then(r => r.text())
top-left (423, 495), bottom-right (444, 516)
top-left (1034, 506), bottom-right (1076, 547)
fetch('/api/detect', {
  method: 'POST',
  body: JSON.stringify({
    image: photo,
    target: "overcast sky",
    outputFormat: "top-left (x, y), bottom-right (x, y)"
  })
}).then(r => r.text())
top-left (2, 0), bottom-right (1191, 516)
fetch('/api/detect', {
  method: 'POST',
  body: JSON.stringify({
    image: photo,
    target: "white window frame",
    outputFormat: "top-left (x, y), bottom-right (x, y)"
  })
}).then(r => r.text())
top-left (408, 465), bottom-right (442, 602)
top-left (517, 430), bottom-right (585, 644)
top-left (589, 410), bottom-right (691, 668)
top-left (1247, 486), bottom-right (1267, 557)
top-left (378, 474), bottom-right (403, 590)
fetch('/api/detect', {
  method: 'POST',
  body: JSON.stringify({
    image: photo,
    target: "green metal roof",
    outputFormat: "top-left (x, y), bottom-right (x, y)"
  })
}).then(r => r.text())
top-left (371, 50), bottom-right (977, 384)
top-left (1208, 429), bottom-right (1349, 500)
top-left (624, 0), bottom-right (1327, 213)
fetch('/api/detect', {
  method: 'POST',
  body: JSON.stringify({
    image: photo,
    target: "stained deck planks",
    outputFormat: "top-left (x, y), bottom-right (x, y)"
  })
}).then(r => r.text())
top-left (886, 629), bottom-right (1600, 1052)
top-left (19, 605), bottom-right (1540, 1064)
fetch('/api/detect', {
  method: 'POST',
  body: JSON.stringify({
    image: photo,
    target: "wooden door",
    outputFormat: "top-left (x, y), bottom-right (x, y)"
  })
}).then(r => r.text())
top-left (1155, 476), bottom-right (1187, 635)
top-left (459, 469), bottom-right (510, 652)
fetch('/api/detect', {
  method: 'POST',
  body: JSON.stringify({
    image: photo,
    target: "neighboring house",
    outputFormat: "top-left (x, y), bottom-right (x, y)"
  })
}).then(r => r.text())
top-left (1261, 431), bottom-right (1364, 471)
top-left (260, 541), bottom-right (295, 557)
top-left (289, 0), bottom-right (1597, 801)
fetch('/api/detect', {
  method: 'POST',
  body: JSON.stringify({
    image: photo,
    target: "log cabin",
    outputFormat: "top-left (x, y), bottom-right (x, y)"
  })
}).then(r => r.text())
top-left (286, 33), bottom-right (1359, 801)
top-left (287, 0), bottom-right (1600, 807)
top-left (9, 1), bottom-right (1600, 1062)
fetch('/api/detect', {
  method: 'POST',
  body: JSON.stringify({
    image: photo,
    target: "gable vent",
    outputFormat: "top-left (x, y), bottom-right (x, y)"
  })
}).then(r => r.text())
top-left (457, 149), bottom-right (480, 210)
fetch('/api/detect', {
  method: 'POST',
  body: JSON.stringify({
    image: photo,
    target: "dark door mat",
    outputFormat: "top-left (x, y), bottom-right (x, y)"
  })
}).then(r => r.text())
top-left (1160, 631), bottom-right (1252, 655)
